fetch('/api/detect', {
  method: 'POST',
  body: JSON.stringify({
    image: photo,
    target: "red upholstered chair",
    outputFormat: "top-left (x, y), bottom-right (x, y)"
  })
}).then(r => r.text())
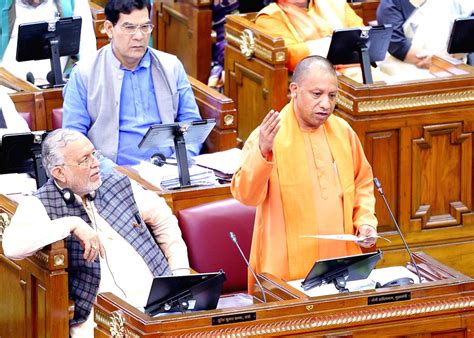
top-left (51, 108), bottom-right (63, 130)
top-left (19, 112), bottom-right (33, 129)
top-left (177, 198), bottom-right (256, 294)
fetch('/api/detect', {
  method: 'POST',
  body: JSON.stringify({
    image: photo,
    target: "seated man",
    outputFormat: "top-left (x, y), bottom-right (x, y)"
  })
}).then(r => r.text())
top-left (231, 56), bottom-right (378, 290)
top-left (377, 0), bottom-right (474, 78)
top-left (62, 0), bottom-right (202, 172)
top-left (2, 128), bottom-right (190, 337)
top-left (0, 0), bottom-right (96, 85)
top-left (255, 0), bottom-right (364, 71)
top-left (0, 91), bottom-right (30, 140)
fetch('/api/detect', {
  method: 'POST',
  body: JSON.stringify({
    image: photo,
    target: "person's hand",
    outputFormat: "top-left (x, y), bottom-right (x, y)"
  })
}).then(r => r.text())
top-left (356, 224), bottom-right (377, 248)
top-left (414, 51), bottom-right (433, 69)
top-left (259, 109), bottom-right (281, 159)
top-left (72, 223), bottom-right (105, 262)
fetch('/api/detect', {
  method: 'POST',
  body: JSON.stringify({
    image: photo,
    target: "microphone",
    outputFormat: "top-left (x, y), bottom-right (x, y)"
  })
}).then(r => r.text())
top-left (373, 177), bottom-right (423, 283)
top-left (229, 231), bottom-right (267, 303)
top-left (151, 153), bottom-right (177, 167)
top-left (26, 72), bottom-right (35, 85)
top-left (151, 153), bottom-right (194, 167)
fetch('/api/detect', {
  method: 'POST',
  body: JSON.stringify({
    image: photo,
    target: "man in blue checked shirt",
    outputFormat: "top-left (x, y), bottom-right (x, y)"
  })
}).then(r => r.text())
top-left (62, 0), bottom-right (202, 173)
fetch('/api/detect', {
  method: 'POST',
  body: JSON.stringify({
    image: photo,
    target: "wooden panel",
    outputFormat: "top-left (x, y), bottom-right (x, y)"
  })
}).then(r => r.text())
top-left (411, 122), bottom-right (472, 229)
top-left (94, 253), bottom-right (474, 337)
top-left (0, 195), bottom-right (70, 338)
top-left (155, 0), bottom-right (212, 83)
top-left (89, 1), bottom-right (109, 49)
top-left (224, 14), bottom-right (288, 143)
top-left (0, 256), bottom-right (27, 338)
top-left (364, 129), bottom-right (399, 233)
top-left (350, 0), bottom-right (380, 25)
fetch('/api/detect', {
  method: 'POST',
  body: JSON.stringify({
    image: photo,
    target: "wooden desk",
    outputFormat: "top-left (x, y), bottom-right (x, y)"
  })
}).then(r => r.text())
top-left (116, 166), bottom-right (232, 214)
top-left (94, 253), bottom-right (474, 336)
top-left (0, 195), bottom-right (71, 338)
top-left (335, 56), bottom-right (474, 278)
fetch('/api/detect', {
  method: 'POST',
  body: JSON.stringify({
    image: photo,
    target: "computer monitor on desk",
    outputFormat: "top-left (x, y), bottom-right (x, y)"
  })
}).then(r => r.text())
top-left (326, 25), bottom-right (393, 84)
top-left (301, 250), bottom-right (382, 292)
top-left (16, 17), bottom-right (82, 87)
top-left (447, 16), bottom-right (474, 55)
top-left (0, 132), bottom-right (48, 188)
top-left (144, 271), bottom-right (226, 316)
top-left (139, 119), bottom-right (216, 189)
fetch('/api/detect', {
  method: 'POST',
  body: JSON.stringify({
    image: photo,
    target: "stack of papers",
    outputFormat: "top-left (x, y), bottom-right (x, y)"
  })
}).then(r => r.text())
top-left (194, 148), bottom-right (242, 180)
top-left (0, 173), bottom-right (37, 196)
top-left (134, 161), bottom-right (217, 190)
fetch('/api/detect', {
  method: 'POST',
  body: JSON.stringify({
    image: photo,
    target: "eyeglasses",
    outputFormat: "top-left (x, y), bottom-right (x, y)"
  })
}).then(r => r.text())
top-left (59, 150), bottom-right (101, 168)
top-left (120, 23), bottom-right (154, 35)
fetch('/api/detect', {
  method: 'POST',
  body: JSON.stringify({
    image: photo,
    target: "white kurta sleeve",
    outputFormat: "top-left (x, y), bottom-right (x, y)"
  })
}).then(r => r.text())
top-left (2, 195), bottom-right (85, 259)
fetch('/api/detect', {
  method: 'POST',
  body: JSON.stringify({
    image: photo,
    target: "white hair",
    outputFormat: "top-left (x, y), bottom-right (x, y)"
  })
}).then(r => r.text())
top-left (41, 129), bottom-right (84, 177)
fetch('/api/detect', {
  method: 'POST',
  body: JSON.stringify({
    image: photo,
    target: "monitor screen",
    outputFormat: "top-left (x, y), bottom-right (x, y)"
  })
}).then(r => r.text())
top-left (16, 16), bottom-right (82, 62)
top-left (144, 271), bottom-right (226, 316)
top-left (326, 25), bottom-right (393, 65)
top-left (447, 16), bottom-right (474, 54)
top-left (0, 132), bottom-right (48, 188)
top-left (301, 250), bottom-right (382, 291)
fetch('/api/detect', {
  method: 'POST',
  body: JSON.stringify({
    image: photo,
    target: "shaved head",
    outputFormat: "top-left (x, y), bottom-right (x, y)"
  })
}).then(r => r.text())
top-left (291, 55), bottom-right (337, 84)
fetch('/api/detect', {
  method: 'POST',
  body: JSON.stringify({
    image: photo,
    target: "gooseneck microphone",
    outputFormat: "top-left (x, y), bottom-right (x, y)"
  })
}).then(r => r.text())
top-left (373, 178), bottom-right (423, 283)
top-left (229, 231), bottom-right (267, 303)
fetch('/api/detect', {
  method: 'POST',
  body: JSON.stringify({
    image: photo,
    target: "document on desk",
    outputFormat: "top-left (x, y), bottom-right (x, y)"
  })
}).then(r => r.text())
top-left (134, 160), bottom-right (217, 189)
top-left (194, 148), bottom-right (242, 175)
top-left (0, 173), bottom-right (36, 195)
top-left (300, 234), bottom-right (390, 243)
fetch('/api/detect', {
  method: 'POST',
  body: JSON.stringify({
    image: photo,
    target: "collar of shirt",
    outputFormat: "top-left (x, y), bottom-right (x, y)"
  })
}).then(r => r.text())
top-left (118, 49), bottom-right (151, 72)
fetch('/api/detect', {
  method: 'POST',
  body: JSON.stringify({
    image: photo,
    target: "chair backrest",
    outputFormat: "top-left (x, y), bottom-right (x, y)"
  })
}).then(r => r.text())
top-left (52, 108), bottom-right (63, 129)
top-left (19, 112), bottom-right (33, 129)
top-left (177, 198), bottom-right (256, 294)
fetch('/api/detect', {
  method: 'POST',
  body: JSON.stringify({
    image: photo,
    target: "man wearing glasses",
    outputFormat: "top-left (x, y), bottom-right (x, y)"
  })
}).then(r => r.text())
top-left (2, 128), bottom-right (190, 337)
top-left (62, 0), bottom-right (202, 172)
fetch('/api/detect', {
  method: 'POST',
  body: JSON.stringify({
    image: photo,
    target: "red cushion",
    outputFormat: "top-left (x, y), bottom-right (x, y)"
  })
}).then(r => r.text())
top-left (177, 198), bottom-right (255, 293)
top-left (52, 108), bottom-right (63, 130)
top-left (19, 112), bottom-right (33, 129)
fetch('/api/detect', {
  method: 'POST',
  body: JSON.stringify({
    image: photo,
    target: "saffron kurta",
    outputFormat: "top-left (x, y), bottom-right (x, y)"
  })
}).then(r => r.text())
top-left (231, 101), bottom-right (377, 290)
top-left (256, 0), bottom-right (363, 71)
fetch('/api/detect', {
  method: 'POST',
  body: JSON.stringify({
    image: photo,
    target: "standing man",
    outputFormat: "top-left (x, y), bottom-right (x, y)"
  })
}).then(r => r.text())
top-left (62, 0), bottom-right (202, 171)
top-left (3, 129), bottom-right (190, 337)
top-left (231, 56), bottom-right (378, 289)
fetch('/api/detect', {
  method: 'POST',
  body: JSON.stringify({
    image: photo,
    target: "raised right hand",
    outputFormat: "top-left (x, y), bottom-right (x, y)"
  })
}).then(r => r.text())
top-left (72, 223), bottom-right (105, 263)
top-left (259, 109), bottom-right (281, 159)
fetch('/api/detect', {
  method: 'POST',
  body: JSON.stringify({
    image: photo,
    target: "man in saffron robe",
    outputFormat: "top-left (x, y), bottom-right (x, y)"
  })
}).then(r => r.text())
top-left (256, 0), bottom-right (363, 71)
top-left (231, 56), bottom-right (378, 290)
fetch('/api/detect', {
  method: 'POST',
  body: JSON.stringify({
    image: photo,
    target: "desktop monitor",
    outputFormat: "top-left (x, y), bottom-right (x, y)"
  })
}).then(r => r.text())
top-left (144, 271), bottom-right (226, 316)
top-left (301, 250), bottom-right (382, 292)
top-left (0, 132), bottom-right (48, 188)
top-left (447, 16), bottom-right (474, 54)
top-left (139, 119), bottom-right (216, 188)
top-left (16, 17), bottom-right (82, 86)
top-left (326, 25), bottom-right (393, 84)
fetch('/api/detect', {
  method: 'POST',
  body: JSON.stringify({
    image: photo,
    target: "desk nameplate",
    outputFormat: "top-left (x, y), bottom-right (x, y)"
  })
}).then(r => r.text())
top-left (212, 312), bottom-right (256, 326)
top-left (368, 292), bottom-right (411, 305)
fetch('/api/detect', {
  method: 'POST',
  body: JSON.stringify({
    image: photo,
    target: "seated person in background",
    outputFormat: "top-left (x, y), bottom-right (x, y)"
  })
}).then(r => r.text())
top-left (377, 0), bottom-right (474, 78)
top-left (231, 56), bottom-right (378, 290)
top-left (63, 0), bottom-right (202, 172)
top-left (2, 128), bottom-right (190, 337)
top-left (0, 91), bottom-right (30, 140)
top-left (208, 0), bottom-right (239, 91)
top-left (255, 0), bottom-right (364, 72)
top-left (0, 0), bottom-right (96, 85)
